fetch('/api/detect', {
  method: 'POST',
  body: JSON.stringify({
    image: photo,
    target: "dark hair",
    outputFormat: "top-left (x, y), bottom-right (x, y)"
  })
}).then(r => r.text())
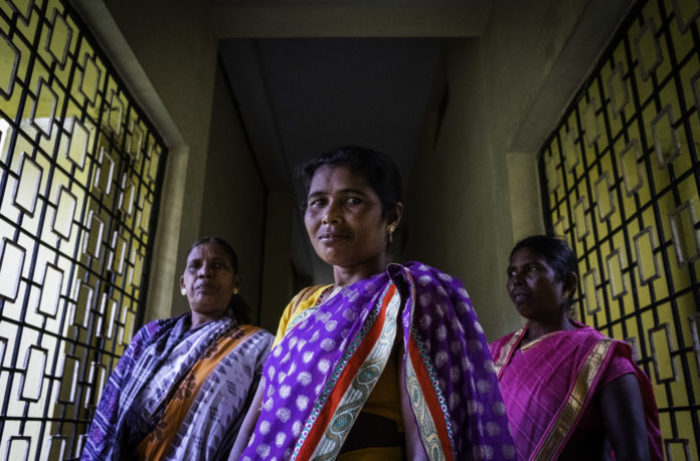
top-left (298, 145), bottom-right (402, 218)
top-left (189, 236), bottom-right (239, 273)
top-left (511, 234), bottom-right (579, 306)
top-left (188, 236), bottom-right (250, 323)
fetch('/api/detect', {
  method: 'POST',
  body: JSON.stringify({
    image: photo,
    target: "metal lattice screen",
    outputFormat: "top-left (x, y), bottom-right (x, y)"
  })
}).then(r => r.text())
top-left (0, 0), bottom-right (166, 459)
top-left (539, 0), bottom-right (700, 459)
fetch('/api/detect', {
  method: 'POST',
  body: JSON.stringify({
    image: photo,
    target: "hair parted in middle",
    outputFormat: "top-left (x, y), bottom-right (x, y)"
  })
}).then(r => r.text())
top-left (297, 145), bottom-right (403, 219)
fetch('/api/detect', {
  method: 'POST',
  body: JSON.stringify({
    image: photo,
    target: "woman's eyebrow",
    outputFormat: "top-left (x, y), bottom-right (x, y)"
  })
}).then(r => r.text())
top-left (338, 188), bottom-right (368, 196)
top-left (307, 188), bottom-right (369, 197)
top-left (306, 190), bottom-right (327, 198)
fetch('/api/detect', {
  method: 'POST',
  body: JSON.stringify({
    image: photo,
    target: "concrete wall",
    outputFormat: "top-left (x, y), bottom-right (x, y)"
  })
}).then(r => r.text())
top-left (406, 39), bottom-right (518, 341)
top-left (258, 190), bottom-right (296, 332)
top-left (97, 0), bottom-right (217, 320)
top-left (197, 65), bottom-right (267, 321)
top-left (407, 0), bottom-right (630, 340)
top-left (74, 1), bottom-right (296, 328)
top-left (89, 0), bottom-right (243, 320)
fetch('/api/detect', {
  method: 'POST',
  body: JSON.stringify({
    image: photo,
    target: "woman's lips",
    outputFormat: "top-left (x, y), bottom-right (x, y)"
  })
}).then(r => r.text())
top-left (318, 231), bottom-right (349, 242)
top-left (196, 283), bottom-right (218, 291)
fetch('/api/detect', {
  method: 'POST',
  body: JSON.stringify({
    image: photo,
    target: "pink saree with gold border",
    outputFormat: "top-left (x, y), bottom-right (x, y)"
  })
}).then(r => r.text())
top-left (489, 322), bottom-right (662, 461)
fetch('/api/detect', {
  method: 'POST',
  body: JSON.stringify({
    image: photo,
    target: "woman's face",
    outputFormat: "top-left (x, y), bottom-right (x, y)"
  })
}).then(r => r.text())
top-left (180, 242), bottom-right (240, 320)
top-left (506, 247), bottom-right (572, 323)
top-left (304, 165), bottom-right (396, 271)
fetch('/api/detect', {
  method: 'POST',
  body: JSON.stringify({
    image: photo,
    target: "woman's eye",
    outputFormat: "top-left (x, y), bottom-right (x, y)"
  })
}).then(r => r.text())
top-left (309, 198), bottom-right (326, 208)
top-left (346, 197), bottom-right (361, 206)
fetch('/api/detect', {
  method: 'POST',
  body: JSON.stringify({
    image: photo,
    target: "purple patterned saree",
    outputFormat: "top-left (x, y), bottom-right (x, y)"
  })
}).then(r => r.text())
top-left (82, 312), bottom-right (272, 460)
top-left (241, 262), bottom-right (514, 460)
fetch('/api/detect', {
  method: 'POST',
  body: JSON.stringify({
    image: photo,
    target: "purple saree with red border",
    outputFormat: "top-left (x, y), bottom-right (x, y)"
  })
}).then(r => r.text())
top-left (241, 262), bottom-right (515, 460)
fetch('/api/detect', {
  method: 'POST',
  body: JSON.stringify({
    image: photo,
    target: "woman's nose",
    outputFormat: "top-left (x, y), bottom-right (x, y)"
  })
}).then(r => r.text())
top-left (322, 214), bottom-right (340, 224)
top-left (322, 202), bottom-right (342, 224)
top-left (198, 263), bottom-right (213, 277)
top-left (509, 270), bottom-right (524, 285)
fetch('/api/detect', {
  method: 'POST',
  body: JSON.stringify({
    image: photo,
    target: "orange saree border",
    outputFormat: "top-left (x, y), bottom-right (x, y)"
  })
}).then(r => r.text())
top-left (137, 324), bottom-right (258, 460)
top-left (295, 284), bottom-right (397, 459)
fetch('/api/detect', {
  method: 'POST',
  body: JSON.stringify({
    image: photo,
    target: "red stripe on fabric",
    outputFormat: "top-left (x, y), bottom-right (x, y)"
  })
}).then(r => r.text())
top-left (408, 337), bottom-right (454, 461)
top-left (297, 284), bottom-right (396, 459)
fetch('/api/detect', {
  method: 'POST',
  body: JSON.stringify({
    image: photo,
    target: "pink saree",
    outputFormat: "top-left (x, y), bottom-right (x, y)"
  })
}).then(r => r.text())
top-left (490, 322), bottom-right (662, 461)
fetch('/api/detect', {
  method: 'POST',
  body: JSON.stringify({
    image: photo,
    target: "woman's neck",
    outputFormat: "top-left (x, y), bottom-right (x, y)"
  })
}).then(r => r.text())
top-left (332, 254), bottom-right (387, 287)
top-left (525, 315), bottom-right (575, 343)
top-left (190, 311), bottom-right (226, 330)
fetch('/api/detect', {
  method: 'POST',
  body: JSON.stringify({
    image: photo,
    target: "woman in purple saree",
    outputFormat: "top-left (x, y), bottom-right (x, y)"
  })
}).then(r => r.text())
top-left (490, 235), bottom-right (662, 461)
top-left (82, 237), bottom-right (273, 460)
top-left (230, 146), bottom-right (514, 460)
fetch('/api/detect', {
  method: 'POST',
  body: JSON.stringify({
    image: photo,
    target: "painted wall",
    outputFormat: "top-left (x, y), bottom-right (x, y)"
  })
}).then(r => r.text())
top-left (406, 38), bottom-right (518, 341)
top-left (99, 0), bottom-right (220, 319)
top-left (197, 65), bottom-right (267, 321)
top-left (407, 0), bottom-right (630, 340)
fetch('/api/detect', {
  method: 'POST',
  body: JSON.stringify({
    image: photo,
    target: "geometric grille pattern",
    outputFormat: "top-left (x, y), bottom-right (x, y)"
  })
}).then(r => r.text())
top-left (538, 0), bottom-right (700, 458)
top-left (0, 0), bottom-right (166, 458)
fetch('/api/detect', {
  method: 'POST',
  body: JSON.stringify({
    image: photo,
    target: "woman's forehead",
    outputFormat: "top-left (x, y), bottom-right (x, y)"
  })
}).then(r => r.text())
top-left (188, 242), bottom-right (228, 260)
top-left (309, 165), bottom-right (371, 191)
top-left (509, 247), bottom-right (549, 265)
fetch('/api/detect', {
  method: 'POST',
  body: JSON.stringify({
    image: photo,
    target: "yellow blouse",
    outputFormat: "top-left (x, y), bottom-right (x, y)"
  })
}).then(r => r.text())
top-left (273, 285), bottom-right (404, 431)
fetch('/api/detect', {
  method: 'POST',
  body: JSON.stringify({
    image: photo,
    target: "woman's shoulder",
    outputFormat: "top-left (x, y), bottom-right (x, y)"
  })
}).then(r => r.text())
top-left (401, 260), bottom-right (447, 275)
top-left (490, 329), bottom-right (521, 350)
top-left (555, 322), bottom-right (639, 362)
top-left (569, 320), bottom-right (614, 344)
top-left (292, 284), bottom-right (330, 303)
top-left (391, 261), bottom-right (471, 299)
top-left (403, 261), bottom-right (466, 285)
top-left (237, 324), bottom-right (274, 339)
top-left (284, 285), bottom-right (329, 313)
top-left (132, 314), bottom-right (187, 343)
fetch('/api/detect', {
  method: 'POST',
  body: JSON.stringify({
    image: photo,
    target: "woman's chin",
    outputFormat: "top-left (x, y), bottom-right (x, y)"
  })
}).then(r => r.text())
top-left (190, 305), bottom-right (227, 317)
top-left (316, 250), bottom-right (349, 267)
top-left (515, 305), bottom-right (535, 320)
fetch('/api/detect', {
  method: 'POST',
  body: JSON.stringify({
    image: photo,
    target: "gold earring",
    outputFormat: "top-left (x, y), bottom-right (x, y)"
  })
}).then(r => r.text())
top-left (180, 288), bottom-right (187, 296)
top-left (233, 288), bottom-right (239, 295)
top-left (387, 224), bottom-right (395, 243)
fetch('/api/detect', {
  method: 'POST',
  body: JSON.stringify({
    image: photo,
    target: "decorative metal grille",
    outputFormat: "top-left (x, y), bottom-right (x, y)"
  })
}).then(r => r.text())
top-left (0, 0), bottom-right (166, 459)
top-left (539, 0), bottom-right (700, 458)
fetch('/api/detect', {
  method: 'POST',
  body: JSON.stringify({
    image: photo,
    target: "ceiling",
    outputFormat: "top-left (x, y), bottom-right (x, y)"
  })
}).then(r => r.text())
top-left (220, 37), bottom-right (444, 192)
top-left (214, 1), bottom-right (492, 278)
top-left (215, 1), bottom-right (491, 190)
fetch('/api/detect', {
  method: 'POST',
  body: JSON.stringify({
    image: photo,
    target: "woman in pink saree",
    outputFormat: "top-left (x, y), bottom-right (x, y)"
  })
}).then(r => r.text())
top-left (489, 235), bottom-right (662, 461)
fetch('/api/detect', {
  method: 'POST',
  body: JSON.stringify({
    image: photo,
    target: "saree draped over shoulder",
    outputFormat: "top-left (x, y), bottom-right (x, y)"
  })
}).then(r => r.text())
top-left (489, 323), bottom-right (662, 461)
top-left (241, 262), bottom-right (515, 461)
top-left (81, 312), bottom-right (273, 461)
